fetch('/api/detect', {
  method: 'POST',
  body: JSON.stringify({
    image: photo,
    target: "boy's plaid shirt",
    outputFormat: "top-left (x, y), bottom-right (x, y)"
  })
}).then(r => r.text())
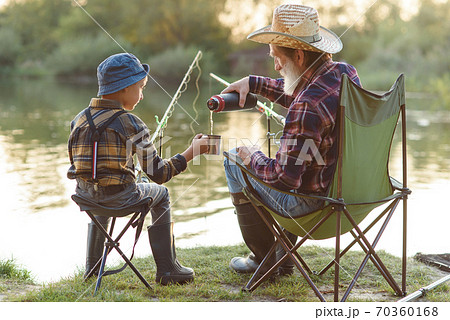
top-left (248, 59), bottom-right (360, 195)
top-left (67, 98), bottom-right (186, 186)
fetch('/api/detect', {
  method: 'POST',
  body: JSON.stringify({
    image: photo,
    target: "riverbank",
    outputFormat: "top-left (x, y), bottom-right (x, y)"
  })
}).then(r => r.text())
top-left (2, 245), bottom-right (449, 302)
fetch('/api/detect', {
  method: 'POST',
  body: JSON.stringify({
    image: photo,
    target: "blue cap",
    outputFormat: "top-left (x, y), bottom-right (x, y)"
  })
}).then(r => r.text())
top-left (97, 53), bottom-right (150, 96)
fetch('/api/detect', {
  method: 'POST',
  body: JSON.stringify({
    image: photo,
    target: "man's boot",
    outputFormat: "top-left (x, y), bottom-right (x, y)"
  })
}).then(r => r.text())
top-left (84, 218), bottom-right (109, 279)
top-left (229, 202), bottom-right (276, 273)
top-left (276, 229), bottom-right (298, 276)
top-left (148, 222), bottom-right (194, 285)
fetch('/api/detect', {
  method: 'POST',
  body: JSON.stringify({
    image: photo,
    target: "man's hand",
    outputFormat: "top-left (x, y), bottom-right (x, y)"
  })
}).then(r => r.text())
top-left (237, 145), bottom-right (260, 167)
top-left (221, 76), bottom-right (250, 108)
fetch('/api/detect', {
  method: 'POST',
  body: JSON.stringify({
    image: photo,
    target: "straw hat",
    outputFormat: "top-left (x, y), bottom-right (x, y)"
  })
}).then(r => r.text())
top-left (247, 4), bottom-right (342, 54)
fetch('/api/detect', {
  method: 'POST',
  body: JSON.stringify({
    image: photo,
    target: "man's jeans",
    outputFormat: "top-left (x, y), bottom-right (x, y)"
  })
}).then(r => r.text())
top-left (223, 148), bottom-right (324, 218)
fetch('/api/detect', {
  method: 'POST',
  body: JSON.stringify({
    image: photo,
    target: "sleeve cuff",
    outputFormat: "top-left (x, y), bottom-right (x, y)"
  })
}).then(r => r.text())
top-left (173, 153), bottom-right (188, 172)
top-left (249, 75), bottom-right (258, 93)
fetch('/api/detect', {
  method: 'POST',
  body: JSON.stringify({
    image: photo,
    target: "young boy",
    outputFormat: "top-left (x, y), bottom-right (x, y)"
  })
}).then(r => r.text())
top-left (67, 53), bottom-right (209, 285)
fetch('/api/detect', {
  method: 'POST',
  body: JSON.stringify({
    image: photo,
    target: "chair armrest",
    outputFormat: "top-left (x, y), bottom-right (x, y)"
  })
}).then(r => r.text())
top-left (390, 176), bottom-right (403, 190)
top-left (389, 176), bottom-right (411, 195)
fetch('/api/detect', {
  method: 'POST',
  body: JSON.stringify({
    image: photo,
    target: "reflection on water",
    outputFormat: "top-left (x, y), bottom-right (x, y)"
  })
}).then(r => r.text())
top-left (0, 78), bottom-right (449, 283)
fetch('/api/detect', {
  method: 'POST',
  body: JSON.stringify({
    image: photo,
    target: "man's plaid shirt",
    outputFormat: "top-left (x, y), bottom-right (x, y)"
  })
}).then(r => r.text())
top-left (248, 59), bottom-right (360, 195)
top-left (67, 98), bottom-right (186, 186)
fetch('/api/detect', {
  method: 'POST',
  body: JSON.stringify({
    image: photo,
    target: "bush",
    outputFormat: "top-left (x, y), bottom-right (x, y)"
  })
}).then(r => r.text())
top-left (45, 33), bottom-right (133, 78)
top-left (0, 27), bottom-right (23, 69)
top-left (145, 45), bottom-right (218, 85)
top-left (427, 73), bottom-right (450, 109)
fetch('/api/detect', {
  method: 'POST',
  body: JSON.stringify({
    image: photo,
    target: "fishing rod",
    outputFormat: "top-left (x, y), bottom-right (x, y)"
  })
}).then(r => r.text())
top-left (135, 50), bottom-right (202, 182)
top-left (209, 72), bottom-right (286, 126)
top-left (398, 274), bottom-right (450, 302)
top-left (151, 50), bottom-right (203, 144)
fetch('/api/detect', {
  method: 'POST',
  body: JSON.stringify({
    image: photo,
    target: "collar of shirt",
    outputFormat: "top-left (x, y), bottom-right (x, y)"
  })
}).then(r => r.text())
top-left (293, 58), bottom-right (333, 96)
top-left (89, 98), bottom-right (123, 109)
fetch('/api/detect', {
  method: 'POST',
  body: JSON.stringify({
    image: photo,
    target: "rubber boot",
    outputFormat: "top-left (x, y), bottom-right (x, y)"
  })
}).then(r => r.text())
top-left (276, 229), bottom-right (298, 276)
top-left (148, 222), bottom-right (194, 285)
top-left (84, 218), bottom-right (109, 279)
top-left (229, 203), bottom-right (276, 274)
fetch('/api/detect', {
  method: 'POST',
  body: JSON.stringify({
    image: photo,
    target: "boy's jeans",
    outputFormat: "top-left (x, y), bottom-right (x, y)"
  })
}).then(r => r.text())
top-left (76, 178), bottom-right (171, 225)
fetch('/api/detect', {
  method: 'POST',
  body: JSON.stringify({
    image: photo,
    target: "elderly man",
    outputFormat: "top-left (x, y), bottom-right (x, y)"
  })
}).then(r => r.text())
top-left (222, 4), bottom-right (361, 275)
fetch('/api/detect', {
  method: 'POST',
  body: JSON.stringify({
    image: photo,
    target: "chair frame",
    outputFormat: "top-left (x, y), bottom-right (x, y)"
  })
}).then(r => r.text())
top-left (71, 194), bottom-right (153, 295)
top-left (226, 76), bottom-right (411, 302)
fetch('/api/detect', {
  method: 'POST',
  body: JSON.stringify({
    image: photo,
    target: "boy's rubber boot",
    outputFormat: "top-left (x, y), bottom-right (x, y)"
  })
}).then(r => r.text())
top-left (229, 203), bottom-right (276, 274)
top-left (84, 219), bottom-right (110, 279)
top-left (148, 222), bottom-right (194, 285)
top-left (276, 229), bottom-right (298, 276)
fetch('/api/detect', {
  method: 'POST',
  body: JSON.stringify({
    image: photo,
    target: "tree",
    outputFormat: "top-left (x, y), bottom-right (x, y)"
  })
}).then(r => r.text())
top-left (0, 0), bottom-right (72, 61)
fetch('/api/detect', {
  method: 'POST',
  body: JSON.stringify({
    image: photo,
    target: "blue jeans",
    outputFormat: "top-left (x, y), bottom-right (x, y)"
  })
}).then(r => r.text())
top-left (76, 179), bottom-right (171, 225)
top-left (223, 148), bottom-right (324, 218)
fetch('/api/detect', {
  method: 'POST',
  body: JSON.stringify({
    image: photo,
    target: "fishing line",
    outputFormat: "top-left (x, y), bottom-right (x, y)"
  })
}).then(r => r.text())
top-left (189, 53), bottom-right (203, 137)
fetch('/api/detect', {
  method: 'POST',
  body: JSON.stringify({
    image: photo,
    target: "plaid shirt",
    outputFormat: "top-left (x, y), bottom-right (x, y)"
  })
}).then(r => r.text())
top-left (67, 98), bottom-right (186, 186)
top-left (248, 59), bottom-right (360, 194)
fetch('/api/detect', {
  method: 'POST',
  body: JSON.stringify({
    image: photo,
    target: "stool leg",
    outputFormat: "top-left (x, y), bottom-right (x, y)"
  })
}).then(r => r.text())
top-left (94, 245), bottom-right (109, 295)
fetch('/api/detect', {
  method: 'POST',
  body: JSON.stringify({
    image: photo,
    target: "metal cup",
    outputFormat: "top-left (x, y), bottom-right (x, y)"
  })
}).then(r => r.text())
top-left (206, 134), bottom-right (221, 155)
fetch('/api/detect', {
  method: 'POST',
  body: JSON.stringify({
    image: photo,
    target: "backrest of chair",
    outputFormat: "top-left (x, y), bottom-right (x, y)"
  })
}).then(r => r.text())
top-left (328, 74), bottom-right (405, 205)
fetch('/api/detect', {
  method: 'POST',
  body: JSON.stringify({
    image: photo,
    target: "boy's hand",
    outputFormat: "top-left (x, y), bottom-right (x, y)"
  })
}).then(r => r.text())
top-left (181, 133), bottom-right (209, 162)
top-left (191, 133), bottom-right (210, 156)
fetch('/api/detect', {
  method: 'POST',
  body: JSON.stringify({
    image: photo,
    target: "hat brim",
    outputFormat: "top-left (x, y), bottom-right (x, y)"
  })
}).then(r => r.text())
top-left (247, 25), bottom-right (342, 54)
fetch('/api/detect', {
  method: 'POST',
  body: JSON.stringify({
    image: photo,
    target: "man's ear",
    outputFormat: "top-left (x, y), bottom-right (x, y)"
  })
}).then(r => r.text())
top-left (295, 49), bottom-right (304, 64)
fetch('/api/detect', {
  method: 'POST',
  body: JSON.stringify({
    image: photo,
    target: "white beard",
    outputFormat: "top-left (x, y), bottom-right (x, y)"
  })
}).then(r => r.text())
top-left (281, 59), bottom-right (302, 96)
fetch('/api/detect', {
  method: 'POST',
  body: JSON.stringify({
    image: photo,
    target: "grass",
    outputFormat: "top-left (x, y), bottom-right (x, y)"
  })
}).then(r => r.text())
top-left (2, 245), bottom-right (449, 302)
top-left (0, 258), bottom-right (33, 281)
top-left (0, 258), bottom-right (37, 301)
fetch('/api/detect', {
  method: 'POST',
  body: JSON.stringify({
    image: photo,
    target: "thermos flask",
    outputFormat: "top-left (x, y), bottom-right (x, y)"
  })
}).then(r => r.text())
top-left (207, 92), bottom-right (257, 112)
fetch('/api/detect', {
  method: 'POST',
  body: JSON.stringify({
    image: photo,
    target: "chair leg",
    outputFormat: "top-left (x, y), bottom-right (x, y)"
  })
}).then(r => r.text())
top-left (318, 202), bottom-right (396, 276)
top-left (84, 218), bottom-right (115, 280)
top-left (94, 245), bottom-right (109, 295)
top-left (243, 242), bottom-right (278, 291)
top-left (334, 209), bottom-right (341, 302)
top-left (402, 195), bottom-right (408, 295)
top-left (245, 202), bottom-right (326, 301)
top-left (342, 206), bottom-right (403, 299)
top-left (85, 211), bottom-right (152, 293)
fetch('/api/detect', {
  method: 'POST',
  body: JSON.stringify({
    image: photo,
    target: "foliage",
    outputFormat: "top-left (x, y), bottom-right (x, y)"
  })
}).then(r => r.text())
top-left (145, 45), bottom-right (218, 85)
top-left (0, 0), bottom-right (448, 107)
top-left (45, 34), bottom-right (132, 78)
top-left (427, 74), bottom-right (450, 109)
top-left (0, 0), bottom-right (231, 78)
top-left (335, 0), bottom-right (450, 92)
top-left (0, 258), bottom-right (33, 281)
top-left (0, 0), bottom-right (72, 61)
top-left (0, 26), bottom-right (22, 69)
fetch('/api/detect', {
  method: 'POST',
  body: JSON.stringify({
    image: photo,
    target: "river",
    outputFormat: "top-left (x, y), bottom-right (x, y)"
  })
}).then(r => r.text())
top-left (0, 77), bottom-right (449, 284)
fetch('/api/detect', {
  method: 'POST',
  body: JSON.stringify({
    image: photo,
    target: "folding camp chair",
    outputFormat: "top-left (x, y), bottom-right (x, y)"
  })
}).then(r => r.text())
top-left (71, 194), bottom-right (153, 294)
top-left (224, 73), bottom-right (410, 302)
